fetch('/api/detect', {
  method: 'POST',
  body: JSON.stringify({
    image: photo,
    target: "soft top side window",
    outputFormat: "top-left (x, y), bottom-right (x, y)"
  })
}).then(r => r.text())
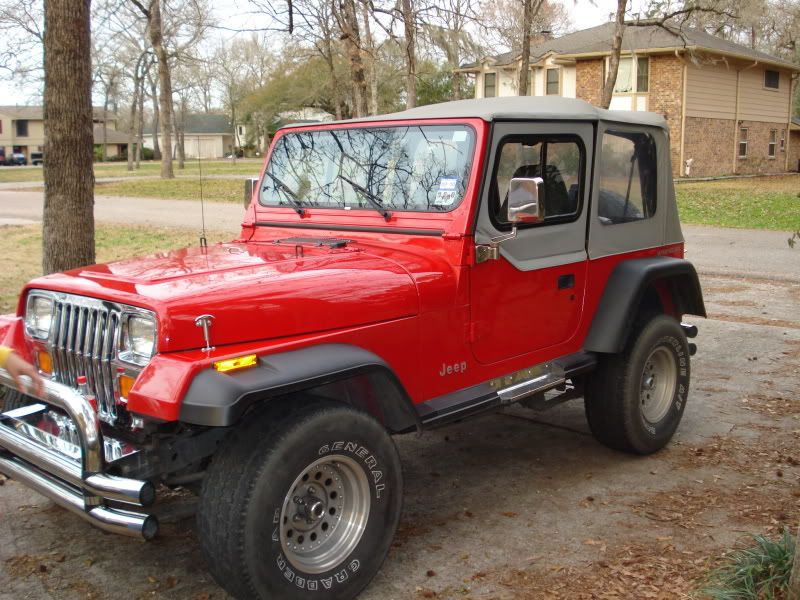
top-left (598, 130), bottom-right (657, 225)
top-left (490, 136), bottom-right (584, 228)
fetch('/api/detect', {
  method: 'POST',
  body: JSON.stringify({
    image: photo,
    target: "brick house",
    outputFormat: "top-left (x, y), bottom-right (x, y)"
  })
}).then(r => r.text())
top-left (457, 23), bottom-right (800, 177)
top-left (0, 106), bottom-right (126, 163)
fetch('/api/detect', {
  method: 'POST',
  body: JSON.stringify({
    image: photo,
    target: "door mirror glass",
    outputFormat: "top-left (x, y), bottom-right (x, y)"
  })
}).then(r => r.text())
top-left (507, 177), bottom-right (544, 223)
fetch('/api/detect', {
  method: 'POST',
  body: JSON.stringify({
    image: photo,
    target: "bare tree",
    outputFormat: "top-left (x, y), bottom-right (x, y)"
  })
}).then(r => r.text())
top-left (401, 0), bottom-right (417, 108)
top-left (130, 0), bottom-right (176, 178)
top-left (334, 0), bottom-right (369, 117)
top-left (424, 0), bottom-right (482, 100)
top-left (601, 0), bottom-right (627, 108)
top-left (42, 0), bottom-right (95, 273)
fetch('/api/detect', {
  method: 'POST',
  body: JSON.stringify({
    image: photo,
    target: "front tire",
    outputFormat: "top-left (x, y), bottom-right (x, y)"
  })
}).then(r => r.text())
top-left (584, 314), bottom-right (690, 455)
top-left (198, 400), bottom-right (403, 600)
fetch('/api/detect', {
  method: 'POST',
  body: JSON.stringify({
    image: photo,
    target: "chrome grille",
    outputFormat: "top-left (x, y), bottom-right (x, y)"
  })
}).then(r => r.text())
top-left (50, 296), bottom-right (121, 424)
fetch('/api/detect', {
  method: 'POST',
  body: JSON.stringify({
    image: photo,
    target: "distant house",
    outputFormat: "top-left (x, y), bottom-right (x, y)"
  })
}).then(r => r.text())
top-left (457, 23), bottom-right (800, 177)
top-left (143, 114), bottom-right (236, 159)
top-left (0, 106), bottom-right (126, 161)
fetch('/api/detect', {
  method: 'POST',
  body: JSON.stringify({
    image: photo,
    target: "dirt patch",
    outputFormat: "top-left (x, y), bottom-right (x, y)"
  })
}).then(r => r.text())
top-left (712, 298), bottom-right (759, 308)
top-left (708, 313), bottom-right (800, 329)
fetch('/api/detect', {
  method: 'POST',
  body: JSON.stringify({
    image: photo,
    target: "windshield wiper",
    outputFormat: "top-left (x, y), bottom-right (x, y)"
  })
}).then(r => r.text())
top-left (263, 171), bottom-right (306, 217)
top-left (338, 174), bottom-right (392, 222)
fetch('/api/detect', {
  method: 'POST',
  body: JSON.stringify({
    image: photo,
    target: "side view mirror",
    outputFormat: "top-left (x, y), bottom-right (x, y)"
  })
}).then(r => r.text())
top-left (507, 176), bottom-right (544, 224)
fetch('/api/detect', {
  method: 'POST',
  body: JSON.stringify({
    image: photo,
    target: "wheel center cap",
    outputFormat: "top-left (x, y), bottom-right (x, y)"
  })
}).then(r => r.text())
top-left (295, 494), bottom-right (326, 523)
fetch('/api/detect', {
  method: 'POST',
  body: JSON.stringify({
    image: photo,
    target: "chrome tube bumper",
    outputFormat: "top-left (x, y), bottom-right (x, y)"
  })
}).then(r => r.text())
top-left (0, 368), bottom-right (158, 539)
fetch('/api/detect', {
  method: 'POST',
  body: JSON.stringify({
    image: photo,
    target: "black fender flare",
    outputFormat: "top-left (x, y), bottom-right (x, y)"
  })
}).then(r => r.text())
top-left (584, 257), bottom-right (706, 354)
top-left (178, 343), bottom-right (421, 433)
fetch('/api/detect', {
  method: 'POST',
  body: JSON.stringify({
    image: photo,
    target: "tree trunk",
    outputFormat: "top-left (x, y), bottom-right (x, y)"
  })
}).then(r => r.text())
top-left (126, 83), bottom-right (138, 171)
top-left (338, 0), bottom-right (368, 118)
top-left (42, 0), bottom-right (95, 274)
top-left (789, 524), bottom-right (800, 600)
top-left (601, 0), bottom-right (627, 109)
top-left (360, 0), bottom-right (378, 115)
top-left (175, 103), bottom-right (185, 169)
top-left (101, 93), bottom-right (109, 162)
top-left (149, 75), bottom-right (161, 160)
top-left (323, 38), bottom-right (344, 120)
top-left (518, 0), bottom-right (533, 96)
top-left (136, 76), bottom-right (145, 167)
top-left (148, 0), bottom-right (174, 179)
top-left (401, 0), bottom-right (417, 109)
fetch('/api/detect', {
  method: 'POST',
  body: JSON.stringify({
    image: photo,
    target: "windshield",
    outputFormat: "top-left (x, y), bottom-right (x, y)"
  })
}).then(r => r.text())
top-left (260, 125), bottom-right (475, 213)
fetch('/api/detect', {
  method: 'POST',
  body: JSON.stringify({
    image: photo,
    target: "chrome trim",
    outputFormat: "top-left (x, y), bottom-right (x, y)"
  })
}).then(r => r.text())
top-left (24, 289), bottom-right (156, 425)
top-left (0, 368), bottom-right (157, 538)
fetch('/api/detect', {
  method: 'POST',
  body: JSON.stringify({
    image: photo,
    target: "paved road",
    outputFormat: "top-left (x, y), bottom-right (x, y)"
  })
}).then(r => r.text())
top-left (1, 188), bottom-right (798, 281)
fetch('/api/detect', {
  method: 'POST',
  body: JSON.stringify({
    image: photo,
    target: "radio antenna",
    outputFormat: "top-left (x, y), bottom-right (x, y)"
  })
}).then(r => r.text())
top-left (198, 136), bottom-right (207, 248)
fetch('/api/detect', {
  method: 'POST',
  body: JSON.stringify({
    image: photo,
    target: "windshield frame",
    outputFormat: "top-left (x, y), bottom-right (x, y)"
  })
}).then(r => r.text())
top-left (257, 121), bottom-right (478, 216)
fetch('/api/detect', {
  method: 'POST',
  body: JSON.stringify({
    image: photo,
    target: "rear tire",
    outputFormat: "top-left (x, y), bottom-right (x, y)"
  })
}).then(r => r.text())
top-left (197, 400), bottom-right (403, 600)
top-left (584, 314), bottom-right (690, 455)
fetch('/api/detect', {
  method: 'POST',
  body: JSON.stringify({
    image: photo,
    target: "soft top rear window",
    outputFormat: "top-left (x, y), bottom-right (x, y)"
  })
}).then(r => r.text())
top-left (260, 125), bottom-right (475, 213)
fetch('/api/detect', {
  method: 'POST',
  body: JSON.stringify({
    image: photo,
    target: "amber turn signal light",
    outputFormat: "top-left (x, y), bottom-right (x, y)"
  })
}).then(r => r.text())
top-left (37, 350), bottom-right (53, 375)
top-left (118, 374), bottom-right (136, 399)
top-left (214, 354), bottom-right (258, 373)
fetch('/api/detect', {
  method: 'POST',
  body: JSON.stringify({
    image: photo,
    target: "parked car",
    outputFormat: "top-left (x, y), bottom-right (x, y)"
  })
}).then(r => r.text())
top-left (0, 97), bottom-right (705, 600)
top-left (30, 151), bottom-right (43, 166)
top-left (7, 152), bottom-right (27, 166)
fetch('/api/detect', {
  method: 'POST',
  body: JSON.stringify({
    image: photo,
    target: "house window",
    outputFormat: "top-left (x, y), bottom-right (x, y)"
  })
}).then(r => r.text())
top-left (613, 58), bottom-right (634, 93)
top-left (764, 70), bottom-right (780, 89)
top-left (768, 129), bottom-right (777, 157)
top-left (780, 129), bottom-right (786, 151)
top-left (15, 120), bottom-right (28, 137)
top-left (527, 71), bottom-right (532, 96)
top-left (636, 57), bottom-right (649, 92)
top-left (738, 128), bottom-right (748, 158)
top-left (611, 56), bottom-right (649, 94)
top-left (546, 68), bottom-right (560, 95)
top-left (484, 72), bottom-right (497, 98)
top-left (598, 130), bottom-right (657, 224)
top-left (238, 125), bottom-right (244, 136)
top-left (0, 120), bottom-right (3, 134)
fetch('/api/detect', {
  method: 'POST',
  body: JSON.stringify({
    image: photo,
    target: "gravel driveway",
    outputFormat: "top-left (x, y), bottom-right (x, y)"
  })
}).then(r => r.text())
top-left (0, 191), bottom-right (798, 599)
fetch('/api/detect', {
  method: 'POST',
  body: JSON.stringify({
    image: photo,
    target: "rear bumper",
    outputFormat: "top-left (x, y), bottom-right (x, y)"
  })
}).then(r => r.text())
top-left (0, 368), bottom-right (158, 539)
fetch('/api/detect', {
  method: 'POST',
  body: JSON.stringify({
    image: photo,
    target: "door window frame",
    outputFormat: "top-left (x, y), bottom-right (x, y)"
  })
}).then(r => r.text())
top-left (487, 133), bottom-right (586, 232)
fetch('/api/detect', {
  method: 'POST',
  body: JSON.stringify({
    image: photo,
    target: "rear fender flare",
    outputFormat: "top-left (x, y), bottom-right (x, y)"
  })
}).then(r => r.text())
top-left (584, 257), bottom-right (706, 354)
top-left (178, 344), bottom-right (420, 433)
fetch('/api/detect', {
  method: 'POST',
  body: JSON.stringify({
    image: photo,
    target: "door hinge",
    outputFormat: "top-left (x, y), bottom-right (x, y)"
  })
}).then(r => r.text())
top-left (475, 244), bottom-right (499, 264)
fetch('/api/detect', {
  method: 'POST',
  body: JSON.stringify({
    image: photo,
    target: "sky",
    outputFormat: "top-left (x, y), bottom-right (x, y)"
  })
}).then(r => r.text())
top-left (0, 0), bottom-right (646, 106)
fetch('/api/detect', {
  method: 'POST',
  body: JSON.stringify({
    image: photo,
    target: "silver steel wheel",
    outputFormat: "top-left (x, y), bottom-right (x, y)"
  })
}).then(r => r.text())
top-left (640, 345), bottom-right (677, 424)
top-left (279, 454), bottom-right (371, 574)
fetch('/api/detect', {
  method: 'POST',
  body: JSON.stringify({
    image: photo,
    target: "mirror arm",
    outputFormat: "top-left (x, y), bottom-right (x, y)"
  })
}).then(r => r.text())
top-left (476, 225), bottom-right (517, 264)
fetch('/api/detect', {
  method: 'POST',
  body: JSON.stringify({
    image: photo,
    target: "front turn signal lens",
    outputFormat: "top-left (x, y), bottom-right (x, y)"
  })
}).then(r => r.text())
top-left (37, 350), bottom-right (53, 376)
top-left (118, 374), bottom-right (136, 400)
top-left (214, 354), bottom-right (258, 373)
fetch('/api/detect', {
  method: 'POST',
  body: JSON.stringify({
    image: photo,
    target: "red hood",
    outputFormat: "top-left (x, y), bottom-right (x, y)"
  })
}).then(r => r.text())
top-left (24, 241), bottom-right (419, 352)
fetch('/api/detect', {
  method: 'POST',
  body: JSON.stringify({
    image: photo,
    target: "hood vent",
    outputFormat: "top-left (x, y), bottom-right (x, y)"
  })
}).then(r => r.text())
top-left (274, 236), bottom-right (352, 249)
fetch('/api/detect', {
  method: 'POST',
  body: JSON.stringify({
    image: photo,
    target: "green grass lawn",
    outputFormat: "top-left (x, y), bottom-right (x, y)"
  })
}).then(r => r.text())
top-left (0, 224), bottom-right (227, 314)
top-left (676, 174), bottom-right (800, 231)
top-left (94, 177), bottom-right (244, 202)
top-left (0, 159), bottom-right (262, 183)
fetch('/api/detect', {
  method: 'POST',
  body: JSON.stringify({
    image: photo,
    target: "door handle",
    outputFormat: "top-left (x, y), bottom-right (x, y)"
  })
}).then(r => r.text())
top-left (558, 274), bottom-right (575, 289)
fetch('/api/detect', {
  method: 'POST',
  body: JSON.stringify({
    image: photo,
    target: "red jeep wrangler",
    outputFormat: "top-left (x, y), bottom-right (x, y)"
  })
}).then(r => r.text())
top-left (0, 97), bottom-right (704, 599)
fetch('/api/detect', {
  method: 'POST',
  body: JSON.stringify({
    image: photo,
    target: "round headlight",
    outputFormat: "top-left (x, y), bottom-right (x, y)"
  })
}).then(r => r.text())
top-left (25, 295), bottom-right (54, 339)
top-left (122, 315), bottom-right (156, 363)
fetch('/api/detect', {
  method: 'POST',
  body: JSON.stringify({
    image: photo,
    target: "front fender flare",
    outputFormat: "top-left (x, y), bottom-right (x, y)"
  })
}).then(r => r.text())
top-left (179, 343), bottom-right (420, 433)
top-left (584, 257), bottom-right (706, 354)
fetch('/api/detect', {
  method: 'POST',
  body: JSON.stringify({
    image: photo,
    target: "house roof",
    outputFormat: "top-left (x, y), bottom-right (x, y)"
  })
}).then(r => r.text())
top-left (150, 114), bottom-right (232, 135)
top-left (0, 105), bottom-right (115, 121)
top-left (459, 22), bottom-right (799, 71)
top-left (93, 125), bottom-right (129, 145)
top-left (282, 96), bottom-right (668, 130)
